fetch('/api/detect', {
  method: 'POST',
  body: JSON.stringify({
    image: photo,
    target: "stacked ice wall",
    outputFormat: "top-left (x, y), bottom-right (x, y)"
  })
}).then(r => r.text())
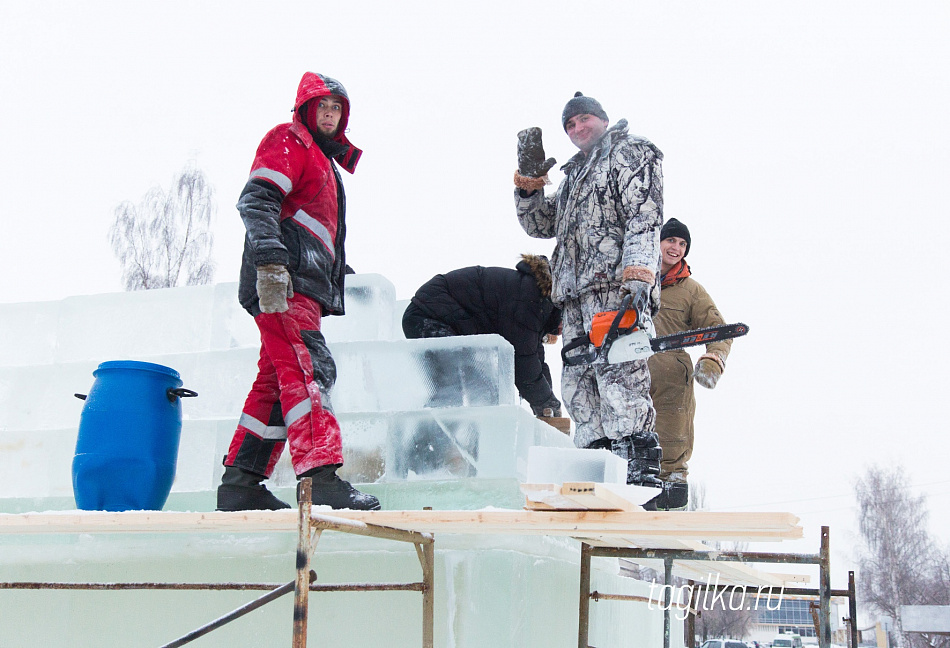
top-left (0, 277), bottom-right (676, 648)
top-left (0, 274), bottom-right (572, 510)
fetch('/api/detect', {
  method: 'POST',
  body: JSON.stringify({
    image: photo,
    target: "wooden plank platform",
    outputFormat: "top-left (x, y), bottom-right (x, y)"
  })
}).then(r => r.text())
top-left (0, 508), bottom-right (807, 587)
top-left (0, 508), bottom-right (802, 543)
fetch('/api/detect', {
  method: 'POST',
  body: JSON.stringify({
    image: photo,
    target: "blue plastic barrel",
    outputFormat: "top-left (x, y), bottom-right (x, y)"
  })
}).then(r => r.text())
top-left (72, 361), bottom-right (196, 511)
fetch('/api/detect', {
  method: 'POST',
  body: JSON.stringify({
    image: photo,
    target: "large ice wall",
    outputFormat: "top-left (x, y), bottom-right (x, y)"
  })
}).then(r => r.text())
top-left (0, 275), bottom-right (571, 507)
top-left (0, 276), bottom-right (678, 648)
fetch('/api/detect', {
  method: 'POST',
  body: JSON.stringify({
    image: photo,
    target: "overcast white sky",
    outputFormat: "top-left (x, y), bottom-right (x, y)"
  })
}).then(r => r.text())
top-left (2, 0), bottom-right (949, 586)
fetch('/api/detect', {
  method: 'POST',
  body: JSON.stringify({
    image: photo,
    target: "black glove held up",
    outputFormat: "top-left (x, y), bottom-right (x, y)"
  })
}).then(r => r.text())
top-left (517, 127), bottom-right (557, 178)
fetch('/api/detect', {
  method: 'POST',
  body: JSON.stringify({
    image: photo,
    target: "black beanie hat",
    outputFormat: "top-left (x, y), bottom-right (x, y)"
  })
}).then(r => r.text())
top-left (660, 218), bottom-right (691, 256)
top-left (562, 92), bottom-right (608, 131)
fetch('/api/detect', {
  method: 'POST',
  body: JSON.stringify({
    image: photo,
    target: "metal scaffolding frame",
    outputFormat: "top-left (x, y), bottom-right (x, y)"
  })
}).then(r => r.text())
top-left (0, 478), bottom-right (435, 648)
top-left (577, 526), bottom-right (858, 648)
top-left (291, 478), bottom-right (435, 648)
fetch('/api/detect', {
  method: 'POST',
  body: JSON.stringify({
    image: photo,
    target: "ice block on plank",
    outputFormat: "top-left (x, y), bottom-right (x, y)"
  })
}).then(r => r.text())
top-left (525, 446), bottom-right (627, 485)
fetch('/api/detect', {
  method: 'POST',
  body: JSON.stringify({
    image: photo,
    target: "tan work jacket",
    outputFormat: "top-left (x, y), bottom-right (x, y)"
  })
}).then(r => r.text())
top-left (648, 275), bottom-right (732, 481)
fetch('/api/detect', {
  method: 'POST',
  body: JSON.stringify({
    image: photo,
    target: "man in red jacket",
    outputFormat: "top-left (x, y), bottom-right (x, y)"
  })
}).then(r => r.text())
top-left (217, 72), bottom-right (380, 512)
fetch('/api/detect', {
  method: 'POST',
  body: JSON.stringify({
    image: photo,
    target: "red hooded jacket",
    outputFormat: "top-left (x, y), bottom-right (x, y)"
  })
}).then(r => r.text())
top-left (237, 72), bottom-right (362, 316)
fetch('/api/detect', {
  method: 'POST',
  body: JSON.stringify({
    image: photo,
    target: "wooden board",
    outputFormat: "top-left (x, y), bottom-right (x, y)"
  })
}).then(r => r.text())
top-left (560, 482), bottom-right (639, 511)
top-left (0, 509), bottom-right (802, 543)
top-left (537, 416), bottom-right (571, 435)
top-left (520, 484), bottom-right (588, 510)
top-left (521, 482), bottom-right (657, 511)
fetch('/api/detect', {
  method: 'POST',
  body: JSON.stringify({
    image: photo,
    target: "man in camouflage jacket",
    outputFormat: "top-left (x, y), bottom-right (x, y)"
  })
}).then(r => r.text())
top-left (513, 92), bottom-right (664, 487)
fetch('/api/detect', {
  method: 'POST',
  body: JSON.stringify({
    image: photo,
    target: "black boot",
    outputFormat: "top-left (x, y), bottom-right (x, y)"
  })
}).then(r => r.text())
top-left (298, 464), bottom-right (381, 511)
top-left (642, 481), bottom-right (689, 511)
top-left (216, 465), bottom-right (291, 511)
top-left (609, 436), bottom-right (663, 488)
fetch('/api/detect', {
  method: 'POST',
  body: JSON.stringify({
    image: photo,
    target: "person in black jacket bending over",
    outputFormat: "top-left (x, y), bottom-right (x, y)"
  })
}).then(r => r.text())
top-left (402, 254), bottom-right (562, 417)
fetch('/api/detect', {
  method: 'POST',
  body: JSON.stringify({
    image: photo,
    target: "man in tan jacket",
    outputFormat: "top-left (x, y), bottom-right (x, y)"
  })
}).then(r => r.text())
top-left (645, 219), bottom-right (732, 510)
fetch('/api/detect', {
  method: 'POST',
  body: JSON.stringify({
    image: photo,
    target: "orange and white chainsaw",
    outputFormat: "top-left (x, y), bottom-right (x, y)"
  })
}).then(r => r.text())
top-left (561, 290), bottom-right (749, 366)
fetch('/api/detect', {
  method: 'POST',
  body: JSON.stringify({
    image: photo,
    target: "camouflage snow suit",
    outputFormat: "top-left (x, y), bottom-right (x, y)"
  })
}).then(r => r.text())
top-left (514, 119), bottom-right (664, 461)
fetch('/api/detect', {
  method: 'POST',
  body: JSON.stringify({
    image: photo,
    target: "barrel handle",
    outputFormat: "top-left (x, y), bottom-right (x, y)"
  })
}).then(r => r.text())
top-left (74, 393), bottom-right (87, 401)
top-left (167, 387), bottom-right (199, 402)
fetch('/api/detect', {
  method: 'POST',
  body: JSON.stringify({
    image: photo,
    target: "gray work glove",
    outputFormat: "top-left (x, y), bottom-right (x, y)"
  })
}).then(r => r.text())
top-left (619, 280), bottom-right (653, 335)
top-left (517, 127), bottom-right (557, 178)
top-left (693, 356), bottom-right (723, 389)
top-left (256, 264), bottom-right (293, 313)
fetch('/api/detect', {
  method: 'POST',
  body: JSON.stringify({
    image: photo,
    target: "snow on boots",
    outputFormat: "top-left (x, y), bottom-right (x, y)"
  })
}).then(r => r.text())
top-left (216, 465), bottom-right (291, 511)
top-left (298, 464), bottom-right (381, 511)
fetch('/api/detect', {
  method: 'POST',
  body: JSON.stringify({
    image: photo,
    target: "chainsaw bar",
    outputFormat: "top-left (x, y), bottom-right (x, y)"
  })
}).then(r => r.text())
top-left (650, 322), bottom-right (749, 353)
top-left (561, 290), bottom-right (750, 366)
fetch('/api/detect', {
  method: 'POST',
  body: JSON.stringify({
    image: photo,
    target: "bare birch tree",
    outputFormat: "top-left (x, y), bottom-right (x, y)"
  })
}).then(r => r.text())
top-left (109, 163), bottom-right (216, 290)
top-left (855, 465), bottom-right (950, 648)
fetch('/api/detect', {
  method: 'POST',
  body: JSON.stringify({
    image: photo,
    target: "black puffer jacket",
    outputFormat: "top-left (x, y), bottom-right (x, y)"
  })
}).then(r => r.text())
top-left (408, 255), bottom-right (561, 412)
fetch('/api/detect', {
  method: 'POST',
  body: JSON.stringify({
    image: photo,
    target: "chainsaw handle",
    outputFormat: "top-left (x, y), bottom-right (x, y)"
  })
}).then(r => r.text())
top-left (600, 293), bottom-right (634, 350)
top-left (561, 334), bottom-right (598, 366)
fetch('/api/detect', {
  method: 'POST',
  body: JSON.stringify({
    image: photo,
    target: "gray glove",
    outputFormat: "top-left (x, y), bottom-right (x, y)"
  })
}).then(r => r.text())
top-left (517, 127), bottom-right (557, 178)
top-left (693, 357), bottom-right (722, 389)
top-left (256, 264), bottom-right (293, 313)
top-left (619, 281), bottom-right (653, 335)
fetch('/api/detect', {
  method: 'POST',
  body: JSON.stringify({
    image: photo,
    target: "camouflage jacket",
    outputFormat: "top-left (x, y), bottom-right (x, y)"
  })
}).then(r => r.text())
top-left (514, 119), bottom-right (664, 309)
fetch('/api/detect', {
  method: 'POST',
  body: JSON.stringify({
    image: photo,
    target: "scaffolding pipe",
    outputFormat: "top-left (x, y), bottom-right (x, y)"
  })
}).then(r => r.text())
top-left (663, 556), bottom-right (674, 648)
top-left (0, 582), bottom-right (291, 591)
top-left (0, 581), bottom-right (425, 592)
top-left (293, 478), bottom-right (314, 648)
top-left (578, 542), bottom-right (593, 648)
top-left (312, 513), bottom-right (433, 546)
top-left (591, 592), bottom-right (684, 606)
top-left (420, 541), bottom-right (435, 648)
top-left (691, 585), bottom-right (853, 599)
top-left (589, 547), bottom-right (823, 565)
top-left (686, 580), bottom-right (696, 648)
top-left (159, 578), bottom-right (299, 648)
top-left (820, 526), bottom-right (831, 648)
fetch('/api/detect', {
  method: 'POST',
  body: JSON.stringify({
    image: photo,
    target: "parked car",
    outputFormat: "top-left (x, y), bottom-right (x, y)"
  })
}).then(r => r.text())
top-left (701, 639), bottom-right (750, 648)
top-left (772, 635), bottom-right (803, 648)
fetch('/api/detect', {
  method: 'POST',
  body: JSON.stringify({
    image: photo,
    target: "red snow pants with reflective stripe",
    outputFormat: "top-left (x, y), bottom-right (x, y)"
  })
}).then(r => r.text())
top-left (224, 293), bottom-right (343, 477)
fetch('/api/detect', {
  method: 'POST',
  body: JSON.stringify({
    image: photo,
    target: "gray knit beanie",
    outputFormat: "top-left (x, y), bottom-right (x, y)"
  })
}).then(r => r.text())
top-left (561, 91), bottom-right (608, 130)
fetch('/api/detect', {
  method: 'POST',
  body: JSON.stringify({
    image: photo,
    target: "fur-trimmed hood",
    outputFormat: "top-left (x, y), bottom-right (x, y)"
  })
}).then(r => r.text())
top-left (518, 254), bottom-right (553, 298)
